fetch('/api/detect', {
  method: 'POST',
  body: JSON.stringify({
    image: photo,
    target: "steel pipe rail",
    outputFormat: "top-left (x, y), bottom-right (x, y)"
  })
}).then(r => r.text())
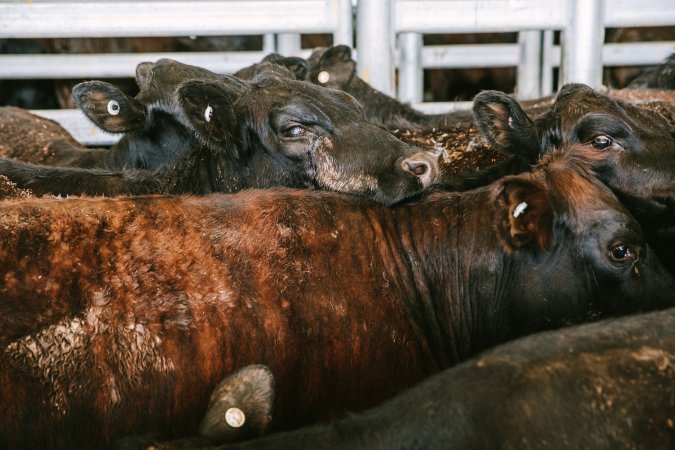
top-left (0, 0), bottom-right (353, 145)
top-left (0, 0), bottom-right (352, 38)
top-left (360, 0), bottom-right (675, 108)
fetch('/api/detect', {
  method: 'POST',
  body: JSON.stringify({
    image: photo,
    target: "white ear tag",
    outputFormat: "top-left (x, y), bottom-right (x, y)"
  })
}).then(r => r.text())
top-left (204, 105), bottom-right (213, 122)
top-left (107, 100), bottom-right (120, 116)
top-left (225, 407), bottom-right (246, 428)
top-left (513, 201), bottom-right (528, 218)
top-left (317, 70), bottom-right (330, 84)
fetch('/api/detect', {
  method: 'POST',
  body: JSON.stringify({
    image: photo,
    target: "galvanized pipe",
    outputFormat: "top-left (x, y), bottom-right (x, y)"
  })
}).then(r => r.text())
top-left (398, 32), bottom-right (423, 103)
top-left (517, 31), bottom-right (543, 100)
top-left (356, 0), bottom-right (395, 97)
top-left (562, 0), bottom-right (606, 88)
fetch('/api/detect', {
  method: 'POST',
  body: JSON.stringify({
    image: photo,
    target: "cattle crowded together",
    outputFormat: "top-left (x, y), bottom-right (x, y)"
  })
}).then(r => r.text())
top-left (0, 41), bottom-right (674, 450)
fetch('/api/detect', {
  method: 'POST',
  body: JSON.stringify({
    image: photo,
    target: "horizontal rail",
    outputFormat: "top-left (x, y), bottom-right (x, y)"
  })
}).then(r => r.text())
top-left (545, 41), bottom-right (675, 68)
top-left (0, 1), bottom-right (346, 38)
top-left (32, 109), bottom-right (123, 146)
top-left (395, 0), bottom-right (567, 33)
top-left (0, 49), bottom-right (316, 79)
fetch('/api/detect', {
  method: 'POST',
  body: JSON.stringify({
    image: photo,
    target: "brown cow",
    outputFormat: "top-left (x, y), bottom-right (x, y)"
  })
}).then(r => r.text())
top-left (137, 307), bottom-right (675, 450)
top-left (0, 146), bottom-right (672, 449)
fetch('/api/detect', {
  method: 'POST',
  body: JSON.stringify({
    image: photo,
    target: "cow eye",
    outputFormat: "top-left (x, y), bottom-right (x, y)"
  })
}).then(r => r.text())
top-left (591, 135), bottom-right (613, 149)
top-left (609, 244), bottom-right (637, 263)
top-left (282, 125), bottom-right (306, 138)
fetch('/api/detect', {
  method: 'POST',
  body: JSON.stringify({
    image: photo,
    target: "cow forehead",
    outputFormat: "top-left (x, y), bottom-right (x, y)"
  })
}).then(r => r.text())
top-left (538, 149), bottom-right (631, 219)
top-left (244, 78), bottom-right (362, 121)
top-left (552, 89), bottom-right (671, 134)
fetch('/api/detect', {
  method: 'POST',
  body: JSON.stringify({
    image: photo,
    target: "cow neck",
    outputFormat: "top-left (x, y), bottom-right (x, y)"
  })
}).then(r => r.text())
top-left (387, 187), bottom-right (513, 367)
top-left (347, 77), bottom-right (428, 127)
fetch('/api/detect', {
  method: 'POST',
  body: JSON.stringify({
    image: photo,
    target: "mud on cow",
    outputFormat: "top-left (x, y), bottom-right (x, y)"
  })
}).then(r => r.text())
top-left (0, 68), bottom-right (437, 204)
top-left (154, 307), bottom-right (675, 450)
top-left (1, 146), bottom-right (673, 450)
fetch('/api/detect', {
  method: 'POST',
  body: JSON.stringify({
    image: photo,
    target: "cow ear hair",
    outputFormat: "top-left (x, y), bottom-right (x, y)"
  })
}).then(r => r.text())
top-left (175, 79), bottom-right (240, 149)
top-left (72, 81), bottom-right (147, 133)
top-left (135, 61), bottom-right (154, 88)
top-left (320, 45), bottom-right (354, 68)
top-left (472, 90), bottom-right (540, 161)
top-left (492, 175), bottom-right (554, 253)
top-left (198, 364), bottom-right (275, 442)
top-left (278, 56), bottom-right (308, 80)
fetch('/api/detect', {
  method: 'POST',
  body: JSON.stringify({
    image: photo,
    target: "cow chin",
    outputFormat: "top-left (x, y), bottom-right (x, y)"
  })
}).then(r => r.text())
top-left (313, 146), bottom-right (379, 199)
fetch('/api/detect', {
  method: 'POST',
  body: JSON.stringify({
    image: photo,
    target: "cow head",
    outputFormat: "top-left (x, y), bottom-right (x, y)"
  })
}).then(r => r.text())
top-left (474, 83), bottom-right (675, 219)
top-left (491, 147), bottom-right (674, 335)
top-left (307, 45), bottom-right (357, 91)
top-left (233, 53), bottom-right (308, 81)
top-left (72, 59), bottom-right (242, 170)
top-left (176, 74), bottom-right (440, 204)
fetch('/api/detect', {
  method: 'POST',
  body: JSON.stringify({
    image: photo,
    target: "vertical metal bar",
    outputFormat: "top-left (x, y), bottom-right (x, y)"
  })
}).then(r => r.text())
top-left (263, 33), bottom-right (276, 54)
top-left (541, 29), bottom-right (555, 95)
top-left (516, 30), bottom-right (542, 100)
top-left (333, 0), bottom-right (354, 47)
top-left (276, 33), bottom-right (302, 56)
top-left (356, 0), bottom-right (395, 96)
top-left (562, 0), bottom-right (606, 88)
top-left (398, 32), bottom-right (423, 103)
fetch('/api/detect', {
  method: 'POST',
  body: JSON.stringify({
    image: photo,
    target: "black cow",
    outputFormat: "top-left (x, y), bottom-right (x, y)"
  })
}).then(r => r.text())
top-left (155, 307), bottom-right (675, 450)
top-left (0, 71), bottom-right (438, 205)
top-left (472, 83), bottom-right (675, 274)
top-left (1, 147), bottom-right (673, 449)
top-left (0, 56), bottom-right (307, 170)
top-left (307, 45), bottom-right (472, 129)
top-left (628, 52), bottom-right (675, 90)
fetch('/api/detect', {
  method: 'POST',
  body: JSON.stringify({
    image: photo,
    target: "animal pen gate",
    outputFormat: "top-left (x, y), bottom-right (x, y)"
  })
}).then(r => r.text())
top-left (0, 0), bottom-right (674, 145)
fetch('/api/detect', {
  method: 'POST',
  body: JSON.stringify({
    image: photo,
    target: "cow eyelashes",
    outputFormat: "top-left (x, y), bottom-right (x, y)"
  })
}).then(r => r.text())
top-left (107, 100), bottom-right (120, 116)
top-left (590, 135), bottom-right (613, 150)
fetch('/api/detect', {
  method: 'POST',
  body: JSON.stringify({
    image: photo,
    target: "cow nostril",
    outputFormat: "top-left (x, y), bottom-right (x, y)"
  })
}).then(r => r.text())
top-left (403, 160), bottom-right (429, 177)
top-left (401, 152), bottom-right (439, 188)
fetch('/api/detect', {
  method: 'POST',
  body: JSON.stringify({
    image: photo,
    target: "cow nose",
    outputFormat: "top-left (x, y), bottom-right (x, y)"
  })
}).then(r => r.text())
top-left (401, 151), bottom-right (440, 188)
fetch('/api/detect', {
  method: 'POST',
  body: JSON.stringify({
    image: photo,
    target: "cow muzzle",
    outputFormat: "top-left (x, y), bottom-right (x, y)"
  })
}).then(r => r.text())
top-left (401, 151), bottom-right (440, 188)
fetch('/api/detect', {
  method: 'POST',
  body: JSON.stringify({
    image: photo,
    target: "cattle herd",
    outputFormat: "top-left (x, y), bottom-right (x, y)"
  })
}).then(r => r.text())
top-left (0, 46), bottom-right (673, 450)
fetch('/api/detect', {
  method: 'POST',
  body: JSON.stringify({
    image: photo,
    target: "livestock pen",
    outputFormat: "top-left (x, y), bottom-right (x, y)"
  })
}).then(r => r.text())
top-left (1, 2), bottom-right (675, 450)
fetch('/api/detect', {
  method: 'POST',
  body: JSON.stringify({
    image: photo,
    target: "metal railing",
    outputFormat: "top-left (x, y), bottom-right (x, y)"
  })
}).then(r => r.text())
top-left (0, 0), bottom-right (353, 145)
top-left (355, 0), bottom-right (675, 112)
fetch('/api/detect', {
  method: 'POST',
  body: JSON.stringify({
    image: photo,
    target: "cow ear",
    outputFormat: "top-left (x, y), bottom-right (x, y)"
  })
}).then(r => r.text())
top-left (320, 44), bottom-right (353, 65)
top-left (175, 79), bottom-right (239, 149)
top-left (473, 90), bottom-right (539, 160)
top-left (72, 81), bottom-right (146, 133)
top-left (135, 61), bottom-right (154, 88)
top-left (199, 364), bottom-right (275, 442)
top-left (277, 56), bottom-right (308, 80)
top-left (492, 175), bottom-right (554, 253)
top-left (314, 45), bottom-right (356, 87)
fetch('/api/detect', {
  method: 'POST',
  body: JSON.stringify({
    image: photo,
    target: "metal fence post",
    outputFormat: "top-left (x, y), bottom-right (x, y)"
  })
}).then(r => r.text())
top-left (516, 30), bottom-right (543, 100)
top-left (356, 0), bottom-right (395, 96)
top-left (277, 33), bottom-right (302, 56)
top-left (333, 0), bottom-right (354, 47)
top-left (398, 32), bottom-right (423, 103)
top-left (562, 0), bottom-right (606, 88)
